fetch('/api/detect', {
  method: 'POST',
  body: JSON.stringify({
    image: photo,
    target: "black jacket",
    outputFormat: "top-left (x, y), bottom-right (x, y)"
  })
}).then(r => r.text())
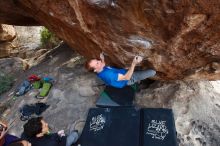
top-left (29, 133), bottom-right (66, 146)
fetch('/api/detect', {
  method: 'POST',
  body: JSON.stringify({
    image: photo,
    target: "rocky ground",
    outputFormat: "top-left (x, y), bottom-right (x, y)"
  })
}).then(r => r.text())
top-left (0, 43), bottom-right (219, 146)
top-left (136, 81), bottom-right (220, 146)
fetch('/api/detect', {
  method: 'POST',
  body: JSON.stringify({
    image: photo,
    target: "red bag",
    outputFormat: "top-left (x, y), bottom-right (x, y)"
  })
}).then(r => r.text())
top-left (28, 74), bottom-right (41, 82)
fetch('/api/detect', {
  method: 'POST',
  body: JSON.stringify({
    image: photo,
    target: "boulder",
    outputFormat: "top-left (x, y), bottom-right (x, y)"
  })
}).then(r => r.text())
top-left (0, 0), bottom-right (220, 80)
top-left (0, 24), bottom-right (16, 58)
top-left (0, 24), bottom-right (16, 41)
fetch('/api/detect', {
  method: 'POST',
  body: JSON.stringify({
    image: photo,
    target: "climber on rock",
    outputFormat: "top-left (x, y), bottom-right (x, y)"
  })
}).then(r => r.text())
top-left (85, 52), bottom-right (156, 88)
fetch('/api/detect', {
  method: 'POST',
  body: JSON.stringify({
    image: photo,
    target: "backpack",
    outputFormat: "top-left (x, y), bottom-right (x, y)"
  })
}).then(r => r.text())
top-left (32, 80), bottom-right (43, 89)
top-left (43, 77), bottom-right (54, 84)
top-left (28, 74), bottom-right (41, 82)
top-left (19, 103), bottom-right (50, 121)
top-left (39, 82), bottom-right (52, 97)
top-left (15, 80), bottom-right (32, 96)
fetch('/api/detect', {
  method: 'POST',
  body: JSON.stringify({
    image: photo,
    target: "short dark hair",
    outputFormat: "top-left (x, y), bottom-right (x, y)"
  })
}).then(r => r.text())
top-left (23, 117), bottom-right (43, 138)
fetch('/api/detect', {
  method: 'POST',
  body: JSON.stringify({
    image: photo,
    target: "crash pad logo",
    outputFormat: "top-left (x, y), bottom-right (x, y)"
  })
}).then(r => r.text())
top-left (146, 120), bottom-right (169, 140)
top-left (90, 114), bottom-right (106, 132)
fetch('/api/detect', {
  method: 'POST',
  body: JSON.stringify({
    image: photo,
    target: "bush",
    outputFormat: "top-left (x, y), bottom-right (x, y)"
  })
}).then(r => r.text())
top-left (40, 27), bottom-right (60, 48)
top-left (0, 74), bottom-right (14, 95)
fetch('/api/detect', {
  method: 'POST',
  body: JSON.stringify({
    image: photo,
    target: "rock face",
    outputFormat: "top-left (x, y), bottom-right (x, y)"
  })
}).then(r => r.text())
top-left (0, 0), bottom-right (220, 80)
top-left (0, 24), bottom-right (16, 41)
top-left (0, 24), bottom-right (16, 58)
top-left (0, 24), bottom-right (43, 59)
top-left (10, 26), bottom-right (43, 59)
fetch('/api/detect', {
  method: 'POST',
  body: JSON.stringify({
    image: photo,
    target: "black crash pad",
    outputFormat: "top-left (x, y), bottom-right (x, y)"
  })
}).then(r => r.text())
top-left (141, 108), bottom-right (178, 146)
top-left (96, 86), bottom-right (135, 107)
top-left (77, 108), bottom-right (177, 146)
top-left (77, 108), bottom-right (140, 146)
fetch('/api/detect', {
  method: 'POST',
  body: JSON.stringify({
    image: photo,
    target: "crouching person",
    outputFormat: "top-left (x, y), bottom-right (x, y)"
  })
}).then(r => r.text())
top-left (23, 117), bottom-right (79, 146)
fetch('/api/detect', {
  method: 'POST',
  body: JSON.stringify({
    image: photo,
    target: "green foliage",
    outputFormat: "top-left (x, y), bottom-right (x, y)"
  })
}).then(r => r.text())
top-left (0, 74), bottom-right (14, 95)
top-left (40, 27), bottom-right (60, 48)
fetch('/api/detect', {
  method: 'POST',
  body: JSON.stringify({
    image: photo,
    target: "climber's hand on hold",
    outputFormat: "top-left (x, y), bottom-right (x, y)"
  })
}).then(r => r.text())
top-left (132, 55), bottom-right (143, 65)
top-left (100, 52), bottom-right (105, 61)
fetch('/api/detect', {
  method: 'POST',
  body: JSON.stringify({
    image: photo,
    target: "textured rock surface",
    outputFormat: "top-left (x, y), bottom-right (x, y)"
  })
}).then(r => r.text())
top-left (136, 80), bottom-right (220, 146)
top-left (0, 42), bottom-right (12, 58)
top-left (0, 0), bottom-right (220, 80)
top-left (1, 44), bottom-right (219, 146)
top-left (0, 24), bottom-right (16, 58)
top-left (0, 24), bottom-right (16, 41)
top-left (10, 26), bottom-right (42, 59)
top-left (0, 25), bottom-right (42, 59)
top-left (0, 57), bottom-right (28, 74)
